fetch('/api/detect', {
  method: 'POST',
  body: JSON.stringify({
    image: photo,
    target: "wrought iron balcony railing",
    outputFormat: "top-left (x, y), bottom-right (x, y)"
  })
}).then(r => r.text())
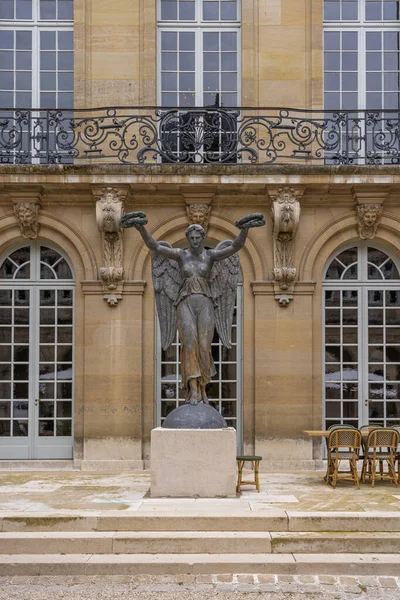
top-left (0, 106), bottom-right (399, 165)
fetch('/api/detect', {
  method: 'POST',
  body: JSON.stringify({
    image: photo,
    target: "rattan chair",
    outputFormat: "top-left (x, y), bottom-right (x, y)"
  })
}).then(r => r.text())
top-left (361, 428), bottom-right (399, 487)
top-left (327, 424), bottom-right (357, 430)
top-left (326, 428), bottom-right (362, 489)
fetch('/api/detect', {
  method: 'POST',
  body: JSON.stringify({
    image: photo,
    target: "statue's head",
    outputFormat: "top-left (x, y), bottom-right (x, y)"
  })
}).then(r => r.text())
top-left (363, 208), bottom-right (378, 228)
top-left (185, 224), bottom-right (205, 249)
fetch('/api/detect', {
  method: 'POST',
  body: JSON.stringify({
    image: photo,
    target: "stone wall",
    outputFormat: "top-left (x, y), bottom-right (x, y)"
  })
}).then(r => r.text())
top-left (1, 166), bottom-right (399, 469)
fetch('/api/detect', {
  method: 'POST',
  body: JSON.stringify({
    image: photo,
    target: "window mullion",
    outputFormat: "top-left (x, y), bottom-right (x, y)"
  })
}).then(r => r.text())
top-left (32, 26), bottom-right (39, 107)
top-left (196, 29), bottom-right (202, 106)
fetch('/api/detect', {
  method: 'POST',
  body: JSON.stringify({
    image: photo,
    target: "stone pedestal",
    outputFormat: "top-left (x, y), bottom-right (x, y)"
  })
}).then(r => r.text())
top-left (151, 427), bottom-right (237, 498)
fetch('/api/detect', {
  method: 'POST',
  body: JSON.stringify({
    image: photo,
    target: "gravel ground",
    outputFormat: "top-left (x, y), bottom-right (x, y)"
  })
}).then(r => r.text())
top-left (1, 575), bottom-right (400, 600)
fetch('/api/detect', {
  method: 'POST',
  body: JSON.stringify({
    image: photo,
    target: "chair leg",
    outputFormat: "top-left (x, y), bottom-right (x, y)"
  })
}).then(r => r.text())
top-left (352, 459), bottom-right (360, 489)
top-left (388, 459), bottom-right (398, 487)
top-left (236, 460), bottom-right (244, 493)
top-left (254, 460), bottom-right (260, 492)
top-left (332, 458), bottom-right (338, 489)
top-left (371, 459), bottom-right (377, 488)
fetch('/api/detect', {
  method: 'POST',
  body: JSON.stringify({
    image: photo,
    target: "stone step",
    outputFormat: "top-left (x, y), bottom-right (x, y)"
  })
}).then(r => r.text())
top-left (271, 532), bottom-right (400, 554)
top-left (0, 531), bottom-right (272, 555)
top-left (1, 553), bottom-right (400, 576)
top-left (2, 530), bottom-right (400, 555)
top-left (2, 511), bottom-right (400, 532)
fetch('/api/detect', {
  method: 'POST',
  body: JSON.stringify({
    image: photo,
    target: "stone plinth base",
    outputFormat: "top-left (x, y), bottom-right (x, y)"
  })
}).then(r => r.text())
top-left (151, 427), bottom-right (237, 498)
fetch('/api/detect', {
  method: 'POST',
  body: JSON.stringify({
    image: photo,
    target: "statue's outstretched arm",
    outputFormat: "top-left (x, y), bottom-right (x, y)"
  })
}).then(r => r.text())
top-left (211, 228), bottom-right (248, 261)
top-left (210, 213), bottom-right (266, 261)
top-left (138, 225), bottom-right (180, 260)
top-left (120, 211), bottom-right (180, 261)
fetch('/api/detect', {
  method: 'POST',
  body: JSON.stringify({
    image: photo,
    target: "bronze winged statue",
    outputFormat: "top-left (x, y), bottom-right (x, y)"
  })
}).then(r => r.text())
top-left (120, 211), bottom-right (265, 405)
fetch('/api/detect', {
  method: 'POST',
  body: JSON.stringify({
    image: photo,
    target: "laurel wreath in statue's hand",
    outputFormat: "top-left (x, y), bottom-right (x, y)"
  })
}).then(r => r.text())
top-left (120, 211), bottom-right (148, 229)
top-left (235, 213), bottom-right (265, 229)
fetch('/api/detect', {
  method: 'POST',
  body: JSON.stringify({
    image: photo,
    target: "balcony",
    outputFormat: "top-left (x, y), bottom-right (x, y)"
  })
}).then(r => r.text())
top-left (0, 106), bottom-right (399, 165)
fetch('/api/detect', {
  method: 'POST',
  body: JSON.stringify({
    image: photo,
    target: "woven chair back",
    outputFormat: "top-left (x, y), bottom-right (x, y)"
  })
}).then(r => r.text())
top-left (328, 428), bottom-right (362, 451)
top-left (327, 424), bottom-right (357, 431)
top-left (366, 428), bottom-right (399, 450)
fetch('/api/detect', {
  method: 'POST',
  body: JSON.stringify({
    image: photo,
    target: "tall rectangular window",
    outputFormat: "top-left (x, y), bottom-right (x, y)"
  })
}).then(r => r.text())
top-left (324, 0), bottom-right (400, 110)
top-left (0, 0), bottom-right (74, 109)
top-left (158, 0), bottom-right (240, 107)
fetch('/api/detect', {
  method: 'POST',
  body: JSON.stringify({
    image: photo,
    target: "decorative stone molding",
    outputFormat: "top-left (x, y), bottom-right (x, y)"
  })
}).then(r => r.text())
top-left (93, 187), bottom-right (128, 307)
top-left (183, 192), bottom-right (214, 234)
top-left (352, 186), bottom-right (388, 240)
top-left (356, 203), bottom-right (383, 240)
top-left (186, 203), bottom-right (212, 233)
top-left (269, 187), bottom-right (303, 307)
top-left (9, 191), bottom-right (42, 239)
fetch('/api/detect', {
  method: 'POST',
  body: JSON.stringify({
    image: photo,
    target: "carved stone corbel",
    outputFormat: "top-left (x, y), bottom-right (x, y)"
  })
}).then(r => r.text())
top-left (269, 187), bottom-right (303, 307)
top-left (356, 204), bottom-right (383, 240)
top-left (352, 187), bottom-right (388, 240)
top-left (94, 187), bottom-right (127, 307)
top-left (9, 191), bottom-right (42, 239)
top-left (183, 192), bottom-right (213, 234)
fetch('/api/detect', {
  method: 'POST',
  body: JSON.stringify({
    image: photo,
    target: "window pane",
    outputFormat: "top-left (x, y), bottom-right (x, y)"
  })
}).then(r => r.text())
top-left (162, 31), bottom-right (177, 51)
top-left (16, 0), bottom-right (32, 19)
top-left (342, 1), bottom-right (358, 19)
top-left (203, 1), bottom-right (219, 19)
top-left (161, 0), bottom-right (177, 19)
top-left (203, 32), bottom-right (219, 51)
top-left (41, 31), bottom-right (56, 50)
top-left (179, 0), bottom-right (195, 20)
top-left (58, 31), bottom-right (73, 51)
top-left (221, 52), bottom-right (236, 70)
top-left (58, 0), bottom-right (73, 20)
top-left (16, 71), bottom-right (31, 90)
top-left (0, 1), bottom-right (14, 19)
top-left (221, 32), bottom-right (236, 51)
top-left (179, 52), bottom-right (195, 70)
top-left (162, 52), bottom-right (177, 70)
top-left (179, 31), bottom-right (195, 50)
top-left (40, 0), bottom-right (57, 19)
top-left (0, 51), bottom-right (13, 69)
top-left (221, 1), bottom-right (237, 20)
top-left (0, 31), bottom-right (13, 49)
top-left (16, 31), bottom-right (31, 50)
top-left (366, 1), bottom-right (382, 20)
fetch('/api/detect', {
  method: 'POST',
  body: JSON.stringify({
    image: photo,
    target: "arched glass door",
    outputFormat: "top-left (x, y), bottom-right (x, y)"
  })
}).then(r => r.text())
top-left (323, 242), bottom-right (400, 428)
top-left (0, 242), bottom-right (74, 459)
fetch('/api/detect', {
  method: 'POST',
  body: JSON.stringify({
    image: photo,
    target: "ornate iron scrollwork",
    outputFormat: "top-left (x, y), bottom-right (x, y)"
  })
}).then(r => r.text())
top-left (0, 107), bottom-right (399, 165)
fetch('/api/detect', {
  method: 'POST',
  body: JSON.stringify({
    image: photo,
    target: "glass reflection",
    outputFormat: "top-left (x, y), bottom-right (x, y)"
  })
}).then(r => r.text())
top-left (13, 420), bottom-right (28, 436)
top-left (39, 420), bottom-right (54, 436)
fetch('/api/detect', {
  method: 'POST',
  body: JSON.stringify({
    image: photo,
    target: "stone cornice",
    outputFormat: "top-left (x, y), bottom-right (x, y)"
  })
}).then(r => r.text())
top-left (251, 281), bottom-right (316, 296)
top-left (81, 280), bottom-right (147, 295)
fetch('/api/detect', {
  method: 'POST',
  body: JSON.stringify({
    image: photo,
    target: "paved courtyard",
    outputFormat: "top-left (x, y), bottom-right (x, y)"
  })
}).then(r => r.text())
top-left (1, 468), bottom-right (400, 598)
top-left (0, 468), bottom-right (399, 514)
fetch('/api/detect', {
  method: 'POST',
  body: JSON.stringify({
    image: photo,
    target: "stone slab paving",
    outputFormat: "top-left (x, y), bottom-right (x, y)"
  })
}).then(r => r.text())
top-left (0, 469), bottom-right (400, 514)
top-left (1, 574), bottom-right (400, 599)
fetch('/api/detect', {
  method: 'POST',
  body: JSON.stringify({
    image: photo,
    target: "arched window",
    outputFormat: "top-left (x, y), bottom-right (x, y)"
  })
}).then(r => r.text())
top-left (0, 241), bottom-right (74, 460)
top-left (323, 241), bottom-right (400, 428)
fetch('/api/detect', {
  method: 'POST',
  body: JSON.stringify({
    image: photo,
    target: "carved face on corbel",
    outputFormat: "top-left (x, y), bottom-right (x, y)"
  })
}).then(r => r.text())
top-left (96, 187), bottom-right (125, 234)
top-left (14, 202), bottom-right (39, 239)
top-left (271, 187), bottom-right (301, 236)
top-left (357, 204), bottom-right (383, 239)
top-left (186, 203), bottom-right (211, 234)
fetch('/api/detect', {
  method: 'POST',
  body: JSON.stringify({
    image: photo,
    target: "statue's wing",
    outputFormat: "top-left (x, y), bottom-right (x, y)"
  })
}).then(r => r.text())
top-left (152, 242), bottom-right (182, 350)
top-left (209, 241), bottom-right (240, 349)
